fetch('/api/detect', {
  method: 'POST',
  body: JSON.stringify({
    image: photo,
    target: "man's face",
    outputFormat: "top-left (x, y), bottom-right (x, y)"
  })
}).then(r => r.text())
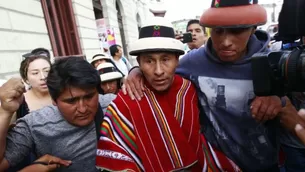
top-left (138, 52), bottom-right (178, 92)
top-left (54, 86), bottom-right (99, 127)
top-left (187, 23), bottom-right (206, 50)
top-left (101, 80), bottom-right (119, 94)
top-left (211, 27), bottom-right (255, 62)
top-left (116, 46), bottom-right (123, 57)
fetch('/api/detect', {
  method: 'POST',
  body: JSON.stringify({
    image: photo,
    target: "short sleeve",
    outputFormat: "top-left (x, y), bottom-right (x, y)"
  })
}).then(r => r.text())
top-left (4, 116), bottom-right (34, 167)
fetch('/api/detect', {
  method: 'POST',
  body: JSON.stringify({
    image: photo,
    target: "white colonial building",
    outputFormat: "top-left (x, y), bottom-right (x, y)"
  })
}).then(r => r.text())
top-left (0, 0), bottom-right (162, 79)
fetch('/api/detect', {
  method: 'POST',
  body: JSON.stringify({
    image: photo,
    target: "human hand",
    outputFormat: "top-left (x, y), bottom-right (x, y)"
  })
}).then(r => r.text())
top-left (279, 97), bottom-right (305, 131)
top-left (0, 78), bottom-right (25, 113)
top-left (295, 109), bottom-right (305, 145)
top-left (20, 154), bottom-right (72, 172)
top-left (175, 33), bottom-right (183, 42)
top-left (121, 67), bottom-right (145, 100)
top-left (251, 96), bottom-right (282, 122)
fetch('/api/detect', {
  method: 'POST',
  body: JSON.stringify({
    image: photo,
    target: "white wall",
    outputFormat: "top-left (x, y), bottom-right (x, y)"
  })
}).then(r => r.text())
top-left (0, 0), bottom-right (51, 79)
top-left (72, 0), bottom-right (148, 63)
top-left (100, 0), bottom-right (151, 65)
top-left (72, 0), bottom-right (103, 61)
top-left (0, 0), bottom-right (152, 75)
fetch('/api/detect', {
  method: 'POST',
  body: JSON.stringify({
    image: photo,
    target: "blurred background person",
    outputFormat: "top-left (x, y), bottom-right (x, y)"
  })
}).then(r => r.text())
top-left (109, 44), bottom-right (132, 77)
top-left (185, 19), bottom-right (207, 50)
top-left (90, 54), bottom-right (112, 69)
top-left (6, 50), bottom-right (52, 171)
top-left (17, 53), bottom-right (52, 119)
top-left (97, 62), bottom-right (123, 95)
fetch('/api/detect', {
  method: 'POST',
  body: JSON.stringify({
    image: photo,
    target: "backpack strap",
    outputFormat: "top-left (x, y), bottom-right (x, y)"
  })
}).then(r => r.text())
top-left (122, 56), bottom-right (127, 65)
top-left (122, 57), bottom-right (131, 71)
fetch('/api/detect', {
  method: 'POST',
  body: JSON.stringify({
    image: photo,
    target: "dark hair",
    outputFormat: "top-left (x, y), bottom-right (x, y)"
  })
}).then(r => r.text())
top-left (186, 19), bottom-right (206, 34)
top-left (19, 56), bottom-right (51, 81)
top-left (47, 56), bottom-right (100, 101)
top-left (109, 44), bottom-right (121, 57)
top-left (31, 48), bottom-right (51, 58)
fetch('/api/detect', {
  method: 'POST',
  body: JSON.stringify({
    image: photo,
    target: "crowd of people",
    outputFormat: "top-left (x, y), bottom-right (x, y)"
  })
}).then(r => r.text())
top-left (0, 0), bottom-right (305, 171)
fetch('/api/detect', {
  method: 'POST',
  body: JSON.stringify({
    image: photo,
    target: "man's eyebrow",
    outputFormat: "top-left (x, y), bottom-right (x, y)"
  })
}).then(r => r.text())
top-left (142, 54), bottom-right (153, 58)
top-left (62, 91), bottom-right (96, 101)
top-left (84, 92), bottom-right (96, 97)
top-left (62, 96), bottom-right (79, 101)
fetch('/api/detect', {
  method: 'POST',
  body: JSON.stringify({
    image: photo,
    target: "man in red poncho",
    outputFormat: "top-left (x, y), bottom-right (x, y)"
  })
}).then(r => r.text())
top-left (96, 17), bottom-right (240, 172)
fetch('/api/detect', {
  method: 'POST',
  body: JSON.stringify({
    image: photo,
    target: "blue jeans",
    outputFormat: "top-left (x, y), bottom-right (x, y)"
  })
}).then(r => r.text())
top-left (282, 145), bottom-right (305, 172)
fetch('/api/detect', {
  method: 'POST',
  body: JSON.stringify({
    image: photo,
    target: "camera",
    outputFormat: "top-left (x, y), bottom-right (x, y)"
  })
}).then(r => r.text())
top-left (251, 48), bottom-right (305, 97)
top-left (251, 0), bottom-right (305, 96)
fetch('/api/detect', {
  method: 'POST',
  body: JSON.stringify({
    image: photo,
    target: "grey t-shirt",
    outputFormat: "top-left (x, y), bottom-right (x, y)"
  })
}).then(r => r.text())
top-left (5, 94), bottom-right (116, 172)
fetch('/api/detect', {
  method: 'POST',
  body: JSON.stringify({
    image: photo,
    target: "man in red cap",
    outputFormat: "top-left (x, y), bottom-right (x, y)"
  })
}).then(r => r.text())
top-left (124, 0), bottom-right (285, 171)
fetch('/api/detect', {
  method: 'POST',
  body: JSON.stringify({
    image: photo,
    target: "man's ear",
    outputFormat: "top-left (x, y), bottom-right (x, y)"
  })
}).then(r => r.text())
top-left (136, 56), bottom-right (140, 65)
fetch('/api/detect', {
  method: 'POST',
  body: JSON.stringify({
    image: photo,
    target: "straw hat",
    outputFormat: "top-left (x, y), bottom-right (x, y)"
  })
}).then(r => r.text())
top-left (90, 54), bottom-right (112, 65)
top-left (97, 62), bottom-right (123, 82)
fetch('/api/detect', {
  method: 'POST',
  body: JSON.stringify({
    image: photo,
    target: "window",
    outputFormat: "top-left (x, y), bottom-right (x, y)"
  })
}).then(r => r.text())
top-left (41, 0), bottom-right (82, 57)
top-left (93, 0), bottom-right (104, 19)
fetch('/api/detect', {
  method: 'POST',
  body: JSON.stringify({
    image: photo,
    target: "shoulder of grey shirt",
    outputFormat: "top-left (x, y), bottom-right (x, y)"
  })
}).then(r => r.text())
top-left (99, 93), bottom-right (116, 106)
top-left (19, 94), bottom-right (116, 125)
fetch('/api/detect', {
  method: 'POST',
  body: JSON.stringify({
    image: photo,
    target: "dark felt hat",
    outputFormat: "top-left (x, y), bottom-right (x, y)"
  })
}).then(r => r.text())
top-left (200, 0), bottom-right (267, 28)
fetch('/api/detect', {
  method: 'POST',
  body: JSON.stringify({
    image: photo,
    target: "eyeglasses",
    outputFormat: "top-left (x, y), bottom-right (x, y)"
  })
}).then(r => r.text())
top-left (22, 51), bottom-right (50, 60)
